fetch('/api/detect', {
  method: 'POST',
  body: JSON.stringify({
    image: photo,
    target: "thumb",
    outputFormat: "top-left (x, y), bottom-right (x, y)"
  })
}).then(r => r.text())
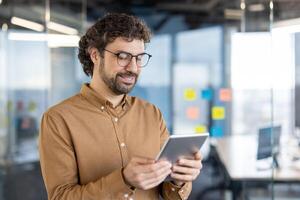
top-left (194, 151), bottom-right (202, 160)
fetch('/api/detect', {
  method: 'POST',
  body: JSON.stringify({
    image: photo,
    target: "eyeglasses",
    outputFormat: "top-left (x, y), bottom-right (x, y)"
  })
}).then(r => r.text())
top-left (104, 49), bottom-right (152, 68)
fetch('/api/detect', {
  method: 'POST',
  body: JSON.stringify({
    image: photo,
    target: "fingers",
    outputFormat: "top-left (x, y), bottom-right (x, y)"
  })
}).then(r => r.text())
top-left (171, 172), bottom-right (199, 182)
top-left (170, 152), bottom-right (203, 182)
top-left (171, 165), bottom-right (200, 181)
top-left (177, 158), bottom-right (202, 169)
top-left (143, 163), bottom-right (172, 182)
top-left (123, 157), bottom-right (172, 190)
top-left (124, 154), bottom-right (203, 190)
top-left (194, 151), bottom-right (202, 160)
top-left (172, 165), bottom-right (199, 175)
top-left (139, 165), bottom-right (171, 190)
top-left (135, 160), bottom-right (171, 174)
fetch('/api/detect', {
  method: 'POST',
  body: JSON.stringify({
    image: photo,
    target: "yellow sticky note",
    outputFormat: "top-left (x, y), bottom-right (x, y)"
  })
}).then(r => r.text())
top-left (28, 101), bottom-right (37, 112)
top-left (186, 106), bottom-right (199, 120)
top-left (7, 101), bottom-right (13, 112)
top-left (184, 88), bottom-right (197, 101)
top-left (195, 125), bottom-right (207, 134)
top-left (212, 106), bottom-right (225, 120)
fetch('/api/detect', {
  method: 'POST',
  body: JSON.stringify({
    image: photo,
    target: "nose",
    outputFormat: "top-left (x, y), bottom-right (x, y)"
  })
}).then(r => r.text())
top-left (126, 57), bottom-right (138, 73)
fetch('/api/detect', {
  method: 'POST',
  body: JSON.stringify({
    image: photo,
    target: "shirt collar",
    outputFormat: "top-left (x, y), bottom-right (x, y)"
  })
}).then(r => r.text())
top-left (80, 83), bottom-right (130, 110)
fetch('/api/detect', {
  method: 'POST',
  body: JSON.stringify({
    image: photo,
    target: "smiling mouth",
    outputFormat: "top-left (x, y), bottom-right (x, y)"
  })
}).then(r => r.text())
top-left (117, 74), bottom-right (136, 85)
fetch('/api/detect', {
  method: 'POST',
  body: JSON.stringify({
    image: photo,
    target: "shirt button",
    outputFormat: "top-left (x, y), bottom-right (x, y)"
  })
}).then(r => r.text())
top-left (100, 106), bottom-right (105, 110)
top-left (120, 143), bottom-right (126, 147)
top-left (171, 187), bottom-right (175, 192)
top-left (114, 117), bottom-right (118, 122)
top-left (124, 193), bottom-right (129, 198)
top-left (129, 198), bottom-right (133, 200)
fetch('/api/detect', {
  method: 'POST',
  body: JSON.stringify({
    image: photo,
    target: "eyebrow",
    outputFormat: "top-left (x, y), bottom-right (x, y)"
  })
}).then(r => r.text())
top-left (112, 50), bottom-right (146, 55)
top-left (116, 50), bottom-right (147, 56)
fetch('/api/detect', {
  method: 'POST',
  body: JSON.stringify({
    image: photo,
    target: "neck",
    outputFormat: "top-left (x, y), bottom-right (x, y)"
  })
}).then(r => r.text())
top-left (90, 77), bottom-right (124, 108)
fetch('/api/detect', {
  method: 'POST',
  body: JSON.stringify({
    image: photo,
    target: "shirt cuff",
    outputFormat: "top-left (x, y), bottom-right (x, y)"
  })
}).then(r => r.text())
top-left (162, 181), bottom-right (192, 200)
top-left (105, 168), bottom-right (136, 199)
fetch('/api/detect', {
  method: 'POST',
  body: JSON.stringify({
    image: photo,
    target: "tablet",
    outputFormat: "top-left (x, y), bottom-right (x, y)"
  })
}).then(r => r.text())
top-left (156, 133), bottom-right (209, 163)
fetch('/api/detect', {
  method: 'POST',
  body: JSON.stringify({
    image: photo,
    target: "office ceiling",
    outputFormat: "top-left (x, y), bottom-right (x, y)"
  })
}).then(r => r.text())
top-left (0, 0), bottom-right (300, 33)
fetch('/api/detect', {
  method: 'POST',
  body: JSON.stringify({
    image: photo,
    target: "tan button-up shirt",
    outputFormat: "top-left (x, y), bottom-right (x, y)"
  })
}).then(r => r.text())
top-left (39, 83), bottom-right (192, 200)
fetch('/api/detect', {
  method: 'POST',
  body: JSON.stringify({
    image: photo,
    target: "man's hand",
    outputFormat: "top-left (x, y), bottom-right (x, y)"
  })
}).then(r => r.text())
top-left (123, 157), bottom-right (172, 190)
top-left (171, 151), bottom-right (203, 186)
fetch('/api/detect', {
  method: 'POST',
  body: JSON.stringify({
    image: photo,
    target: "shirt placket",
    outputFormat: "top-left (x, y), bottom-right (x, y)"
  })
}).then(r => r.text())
top-left (108, 105), bottom-right (129, 167)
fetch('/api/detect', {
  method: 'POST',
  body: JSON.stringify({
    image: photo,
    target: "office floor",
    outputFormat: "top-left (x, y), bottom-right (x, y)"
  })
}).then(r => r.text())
top-left (1, 162), bottom-right (47, 200)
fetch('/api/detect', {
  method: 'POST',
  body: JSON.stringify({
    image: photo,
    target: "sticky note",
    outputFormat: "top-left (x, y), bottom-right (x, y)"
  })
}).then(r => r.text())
top-left (212, 106), bottom-right (225, 120)
top-left (28, 101), bottom-right (37, 112)
top-left (186, 106), bottom-right (199, 120)
top-left (195, 125), bottom-right (207, 134)
top-left (184, 88), bottom-right (197, 101)
top-left (7, 101), bottom-right (13, 112)
top-left (219, 88), bottom-right (231, 102)
top-left (201, 89), bottom-right (213, 100)
top-left (210, 126), bottom-right (223, 137)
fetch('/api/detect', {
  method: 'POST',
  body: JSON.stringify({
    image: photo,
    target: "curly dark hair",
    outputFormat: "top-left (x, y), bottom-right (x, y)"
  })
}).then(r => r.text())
top-left (78, 13), bottom-right (152, 77)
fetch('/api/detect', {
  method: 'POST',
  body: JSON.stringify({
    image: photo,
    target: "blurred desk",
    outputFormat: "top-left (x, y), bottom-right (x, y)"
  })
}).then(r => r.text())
top-left (213, 134), bottom-right (300, 199)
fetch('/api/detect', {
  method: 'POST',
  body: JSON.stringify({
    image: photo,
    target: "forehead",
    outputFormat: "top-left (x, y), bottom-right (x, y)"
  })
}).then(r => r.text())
top-left (106, 37), bottom-right (145, 54)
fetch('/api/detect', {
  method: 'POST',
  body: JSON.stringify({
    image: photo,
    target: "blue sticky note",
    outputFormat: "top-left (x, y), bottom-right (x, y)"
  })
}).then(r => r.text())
top-left (201, 89), bottom-right (213, 100)
top-left (210, 126), bottom-right (223, 137)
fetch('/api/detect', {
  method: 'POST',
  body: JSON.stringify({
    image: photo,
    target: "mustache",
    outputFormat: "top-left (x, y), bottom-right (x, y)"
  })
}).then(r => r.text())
top-left (116, 72), bottom-right (138, 78)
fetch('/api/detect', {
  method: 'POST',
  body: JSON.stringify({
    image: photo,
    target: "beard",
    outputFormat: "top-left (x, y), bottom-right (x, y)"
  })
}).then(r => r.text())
top-left (99, 61), bottom-right (138, 95)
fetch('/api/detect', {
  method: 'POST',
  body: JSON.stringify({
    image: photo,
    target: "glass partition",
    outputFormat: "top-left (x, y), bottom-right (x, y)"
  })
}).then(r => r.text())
top-left (0, 0), bottom-right (49, 199)
top-left (271, 5), bottom-right (300, 197)
top-left (47, 0), bottom-right (85, 106)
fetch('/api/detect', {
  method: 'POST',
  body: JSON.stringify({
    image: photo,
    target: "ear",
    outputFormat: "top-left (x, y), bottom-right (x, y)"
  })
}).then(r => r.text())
top-left (89, 47), bottom-right (100, 65)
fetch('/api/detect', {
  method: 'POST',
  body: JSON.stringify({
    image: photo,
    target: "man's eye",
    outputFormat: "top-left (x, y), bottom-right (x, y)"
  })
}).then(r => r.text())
top-left (137, 55), bottom-right (143, 61)
top-left (118, 53), bottom-right (130, 60)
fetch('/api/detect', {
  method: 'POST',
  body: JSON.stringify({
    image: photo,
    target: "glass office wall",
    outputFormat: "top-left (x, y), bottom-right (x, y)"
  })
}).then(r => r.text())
top-left (223, 0), bottom-right (274, 199)
top-left (229, 0), bottom-right (300, 199)
top-left (271, 3), bottom-right (300, 197)
top-left (47, 0), bottom-right (85, 106)
top-left (0, 0), bottom-right (49, 199)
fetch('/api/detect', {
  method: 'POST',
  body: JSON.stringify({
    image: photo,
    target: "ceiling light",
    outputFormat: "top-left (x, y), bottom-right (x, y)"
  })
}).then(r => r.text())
top-left (2, 23), bottom-right (8, 31)
top-left (8, 32), bottom-right (47, 41)
top-left (47, 21), bottom-right (78, 35)
top-left (270, 1), bottom-right (274, 10)
top-left (225, 9), bottom-right (243, 20)
top-left (8, 32), bottom-right (80, 47)
top-left (248, 4), bottom-right (265, 12)
top-left (240, 2), bottom-right (246, 10)
top-left (47, 34), bottom-right (80, 48)
top-left (11, 17), bottom-right (44, 32)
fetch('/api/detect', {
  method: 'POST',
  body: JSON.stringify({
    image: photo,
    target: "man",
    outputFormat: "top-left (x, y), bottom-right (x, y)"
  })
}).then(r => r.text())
top-left (39, 13), bottom-right (202, 200)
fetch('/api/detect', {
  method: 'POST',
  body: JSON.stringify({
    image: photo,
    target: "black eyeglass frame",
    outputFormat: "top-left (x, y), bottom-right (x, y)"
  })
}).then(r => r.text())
top-left (103, 49), bottom-right (152, 68)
